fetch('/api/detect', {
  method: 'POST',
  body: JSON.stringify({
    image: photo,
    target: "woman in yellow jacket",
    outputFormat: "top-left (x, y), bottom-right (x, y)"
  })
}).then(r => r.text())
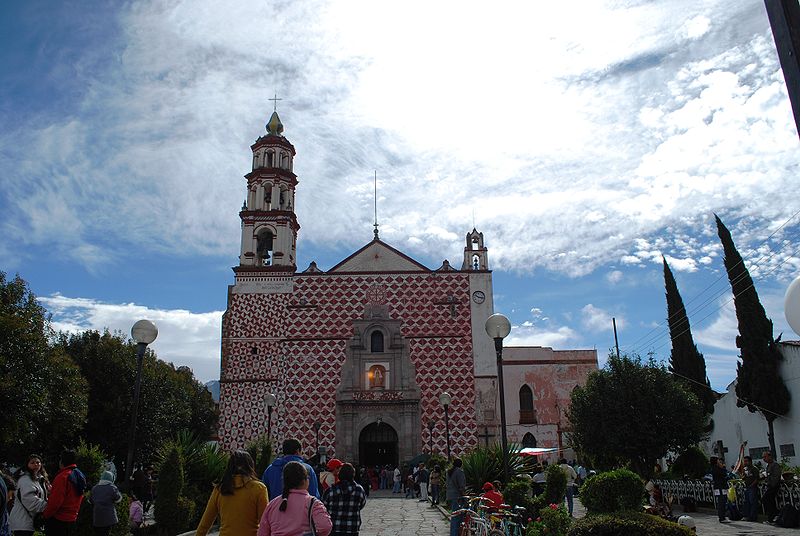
top-left (196, 450), bottom-right (268, 536)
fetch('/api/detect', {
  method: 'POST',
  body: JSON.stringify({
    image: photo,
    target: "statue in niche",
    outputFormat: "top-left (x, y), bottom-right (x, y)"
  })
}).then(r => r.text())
top-left (369, 364), bottom-right (386, 389)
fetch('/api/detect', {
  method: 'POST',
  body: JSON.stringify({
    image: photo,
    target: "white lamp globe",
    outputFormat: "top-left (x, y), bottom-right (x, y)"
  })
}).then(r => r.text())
top-left (265, 393), bottom-right (277, 408)
top-left (485, 313), bottom-right (512, 339)
top-left (131, 320), bottom-right (158, 344)
top-left (439, 392), bottom-right (452, 407)
top-left (785, 276), bottom-right (800, 336)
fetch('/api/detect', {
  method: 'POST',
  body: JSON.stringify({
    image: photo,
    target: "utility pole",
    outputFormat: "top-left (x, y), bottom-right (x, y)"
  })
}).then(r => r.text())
top-left (764, 0), bottom-right (800, 140)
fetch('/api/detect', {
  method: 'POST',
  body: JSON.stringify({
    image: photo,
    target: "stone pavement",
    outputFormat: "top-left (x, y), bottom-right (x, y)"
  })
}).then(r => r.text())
top-left (361, 490), bottom-right (449, 535)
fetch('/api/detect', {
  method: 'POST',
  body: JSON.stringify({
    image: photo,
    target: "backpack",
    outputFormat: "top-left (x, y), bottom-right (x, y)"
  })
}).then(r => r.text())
top-left (68, 468), bottom-right (88, 495)
top-left (775, 505), bottom-right (800, 528)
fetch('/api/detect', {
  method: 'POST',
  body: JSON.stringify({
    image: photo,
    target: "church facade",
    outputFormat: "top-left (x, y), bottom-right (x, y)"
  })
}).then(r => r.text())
top-left (218, 111), bottom-right (596, 465)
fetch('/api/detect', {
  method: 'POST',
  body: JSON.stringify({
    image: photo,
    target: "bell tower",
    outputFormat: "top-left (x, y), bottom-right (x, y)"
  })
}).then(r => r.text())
top-left (238, 110), bottom-right (299, 271)
top-left (462, 228), bottom-right (489, 270)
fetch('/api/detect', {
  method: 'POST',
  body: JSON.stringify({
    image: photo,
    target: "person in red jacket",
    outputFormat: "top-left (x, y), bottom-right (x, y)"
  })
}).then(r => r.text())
top-left (481, 482), bottom-right (504, 511)
top-left (42, 450), bottom-right (87, 536)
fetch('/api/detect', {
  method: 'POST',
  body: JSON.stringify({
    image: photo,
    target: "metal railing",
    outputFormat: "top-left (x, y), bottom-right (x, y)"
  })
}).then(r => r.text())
top-left (653, 478), bottom-right (800, 511)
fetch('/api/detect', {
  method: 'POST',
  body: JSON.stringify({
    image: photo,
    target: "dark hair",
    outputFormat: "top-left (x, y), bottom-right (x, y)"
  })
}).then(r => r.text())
top-left (744, 456), bottom-right (752, 462)
top-left (282, 439), bottom-right (302, 456)
top-left (447, 457), bottom-right (462, 478)
top-left (559, 458), bottom-right (567, 464)
top-left (219, 450), bottom-right (257, 495)
top-left (2, 472), bottom-right (16, 492)
top-left (60, 449), bottom-right (77, 467)
top-left (14, 454), bottom-right (48, 482)
top-left (339, 463), bottom-right (355, 482)
top-left (279, 461), bottom-right (308, 512)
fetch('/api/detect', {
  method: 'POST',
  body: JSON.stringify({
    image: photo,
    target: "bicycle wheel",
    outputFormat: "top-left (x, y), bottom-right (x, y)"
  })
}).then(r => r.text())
top-left (488, 528), bottom-right (505, 536)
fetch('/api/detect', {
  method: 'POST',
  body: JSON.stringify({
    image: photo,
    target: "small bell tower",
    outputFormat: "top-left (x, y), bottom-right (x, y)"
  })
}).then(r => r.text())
top-left (237, 109), bottom-right (299, 271)
top-left (462, 228), bottom-right (489, 270)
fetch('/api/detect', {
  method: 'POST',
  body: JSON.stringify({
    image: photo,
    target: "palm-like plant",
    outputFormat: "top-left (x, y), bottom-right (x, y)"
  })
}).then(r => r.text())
top-left (461, 443), bottom-right (538, 490)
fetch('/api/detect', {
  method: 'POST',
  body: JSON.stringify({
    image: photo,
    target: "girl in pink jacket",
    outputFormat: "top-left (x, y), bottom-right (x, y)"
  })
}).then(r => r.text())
top-left (258, 461), bottom-right (332, 536)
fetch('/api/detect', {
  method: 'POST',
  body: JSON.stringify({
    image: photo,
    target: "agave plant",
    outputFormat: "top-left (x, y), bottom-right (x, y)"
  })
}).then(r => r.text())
top-left (461, 443), bottom-right (538, 490)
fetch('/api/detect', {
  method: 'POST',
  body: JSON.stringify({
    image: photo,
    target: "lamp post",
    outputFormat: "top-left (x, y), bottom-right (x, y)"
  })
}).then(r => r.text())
top-left (265, 393), bottom-right (277, 440)
top-left (125, 319), bottom-right (158, 487)
top-left (313, 421), bottom-right (321, 458)
top-left (427, 420), bottom-right (435, 454)
top-left (439, 392), bottom-right (452, 460)
top-left (485, 313), bottom-right (511, 484)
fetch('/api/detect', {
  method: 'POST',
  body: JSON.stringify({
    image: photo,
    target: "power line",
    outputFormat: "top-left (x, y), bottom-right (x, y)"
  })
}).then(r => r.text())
top-left (623, 211), bottom-right (800, 356)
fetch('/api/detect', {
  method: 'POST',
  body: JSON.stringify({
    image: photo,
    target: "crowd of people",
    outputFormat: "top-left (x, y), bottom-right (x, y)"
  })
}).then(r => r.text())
top-left (0, 450), bottom-right (136, 536)
top-left (195, 439), bottom-right (368, 536)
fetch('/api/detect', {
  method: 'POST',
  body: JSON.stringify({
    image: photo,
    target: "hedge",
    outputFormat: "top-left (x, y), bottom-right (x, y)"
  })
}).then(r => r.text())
top-left (567, 512), bottom-right (693, 536)
top-left (579, 469), bottom-right (644, 514)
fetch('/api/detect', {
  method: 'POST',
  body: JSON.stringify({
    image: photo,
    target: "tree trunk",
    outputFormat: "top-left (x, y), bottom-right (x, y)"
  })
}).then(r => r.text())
top-left (767, 417), bottom-right (777, 457)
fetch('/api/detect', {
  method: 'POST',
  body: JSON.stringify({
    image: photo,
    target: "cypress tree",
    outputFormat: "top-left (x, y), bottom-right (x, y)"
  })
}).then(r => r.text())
top-left (716, 215), bottom-right (789, 456)
top-left (663, 257), bottom-right (716, 416)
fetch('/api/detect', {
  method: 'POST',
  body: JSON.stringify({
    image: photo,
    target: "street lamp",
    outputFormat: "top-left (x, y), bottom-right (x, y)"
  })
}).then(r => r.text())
top-left (313, 421), bottom-right (321, 457)
top-left (125, 319), bottom-right (158, 486)
top-left (439, 392), bottom-right (452, 460)
top-left (786, 276), bottom-right (800, 336)
top-left (427, 420), bottom-right (435, 454)
top-left (485, 313), bottom-right (511, 484)
top-left (265, 393), bottom-right (277, 440)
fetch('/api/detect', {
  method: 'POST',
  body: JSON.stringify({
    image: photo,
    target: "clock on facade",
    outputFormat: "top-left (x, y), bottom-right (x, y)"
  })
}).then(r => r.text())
top-left (472, 291), bottom-right (486, 304)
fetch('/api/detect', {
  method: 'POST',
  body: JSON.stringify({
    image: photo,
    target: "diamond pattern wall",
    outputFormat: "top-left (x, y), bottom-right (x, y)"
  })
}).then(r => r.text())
top-left (219, 272), bottom-right (477, 458)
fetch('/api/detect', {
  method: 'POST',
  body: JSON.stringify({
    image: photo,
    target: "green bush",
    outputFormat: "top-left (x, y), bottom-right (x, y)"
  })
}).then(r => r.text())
top-left (75, 440), bottom-right (107, 486)
top-left (426, 453), bottom-right (448, 472)
top-left (567, 512), bottom-right (692, 536)
top-left (668, 446), bottom-right (708, 479)
top-left (528, 503), bottom-right (572, 536)
top-left (245, 434), bottom-right (273, 478)
top-left (580, 469), bottom-right (644, 514)
top-left (155, 446), bottom-right (190, 535)
top-left (504, 479), bottom-right (531, 508)
top-left (520, 464), bottom-right (569, 518)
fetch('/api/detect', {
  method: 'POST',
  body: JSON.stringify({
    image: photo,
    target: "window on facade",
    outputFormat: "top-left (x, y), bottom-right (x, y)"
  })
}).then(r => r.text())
top-left (522, 432), bottom-right (537, 448)
top-left (749, 446), bottom-right (770, 460)
top-left (519, 385), bottom-right (536, 424)
top-left (370, 331), bottom-right (384, 353)
top-left (267, 151), bottom-right (274, 167)
top-left (781, 444), bottom-right (796, 458)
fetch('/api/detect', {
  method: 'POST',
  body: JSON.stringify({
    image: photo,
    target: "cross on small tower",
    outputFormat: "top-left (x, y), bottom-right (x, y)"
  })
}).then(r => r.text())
top-left (478, 426), bottom-right (496, 447)
top-left (268, 93), bottom-right (282, 112)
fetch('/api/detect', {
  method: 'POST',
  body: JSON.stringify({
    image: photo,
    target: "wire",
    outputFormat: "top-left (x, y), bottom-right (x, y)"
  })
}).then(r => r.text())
top-left (622, 209), bottom-right (800, 353)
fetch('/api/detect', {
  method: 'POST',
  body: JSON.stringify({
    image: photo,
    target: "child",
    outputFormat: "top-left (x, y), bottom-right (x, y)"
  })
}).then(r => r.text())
top-left (129, 493), bottom-right (144, 535)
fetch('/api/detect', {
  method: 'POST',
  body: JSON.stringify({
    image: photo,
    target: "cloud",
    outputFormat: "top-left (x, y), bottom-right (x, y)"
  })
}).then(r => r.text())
top-left (506, 324), bottom-right (579, 349)
top-left (39, 294), bottom-right (222, 382)
top-left (1, 0), bottom-right (799, 284)
top-left (581, 304), bottom-right (624, 333)
top-left (606, 270), bottom-right (624, 284)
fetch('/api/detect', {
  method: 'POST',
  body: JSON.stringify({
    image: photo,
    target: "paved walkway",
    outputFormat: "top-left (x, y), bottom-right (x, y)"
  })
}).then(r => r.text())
top-left (361, 491), bottom-right (449, 535)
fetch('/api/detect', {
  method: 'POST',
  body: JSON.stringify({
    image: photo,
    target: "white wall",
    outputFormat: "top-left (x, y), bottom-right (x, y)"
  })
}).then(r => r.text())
top-left (708, 342), bottom-right (800, 464)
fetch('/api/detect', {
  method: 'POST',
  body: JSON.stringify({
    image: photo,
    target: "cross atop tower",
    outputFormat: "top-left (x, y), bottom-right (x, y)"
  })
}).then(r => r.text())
top-left (268, 93), bottom-right (282, 112)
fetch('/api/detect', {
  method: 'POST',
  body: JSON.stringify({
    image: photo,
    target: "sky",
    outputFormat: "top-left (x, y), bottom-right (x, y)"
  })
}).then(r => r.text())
top-left (2, 0), bottom-right (799, 389)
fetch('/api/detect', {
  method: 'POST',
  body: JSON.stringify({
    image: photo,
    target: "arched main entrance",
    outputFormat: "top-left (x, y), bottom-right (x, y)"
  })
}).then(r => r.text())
top-left (359, 422), bottom-right (398, 467)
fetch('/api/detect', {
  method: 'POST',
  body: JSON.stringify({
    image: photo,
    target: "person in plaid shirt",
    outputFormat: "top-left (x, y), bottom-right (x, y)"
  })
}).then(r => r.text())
top-left (323, 463), bottom-right (367, 536)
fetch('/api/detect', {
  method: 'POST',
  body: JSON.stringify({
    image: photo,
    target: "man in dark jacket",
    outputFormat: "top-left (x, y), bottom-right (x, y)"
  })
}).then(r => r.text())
top-left (762, 451), bottom-right (781, 524)
top-left (323, 463), bottom-right (367, 536)
top-left (710, 457), bottom-right (729, 523)
top-left (741, 456), bottom-right (760, 521)
top-left (262, 439), bottom-right (320, 499)
top-left (42, 450), bottom-right (86, 536)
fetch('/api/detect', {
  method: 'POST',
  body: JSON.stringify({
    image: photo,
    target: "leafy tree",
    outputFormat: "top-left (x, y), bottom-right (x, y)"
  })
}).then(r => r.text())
top-left (0, 272), bottom-right (87, 462)
top-left (57, 330), bottom-right (217, 468)
top-left (567, 354), bottom-right (705, 478)
top-left (663, 257), bottom-right (716, 416)
top-left (716, 215), bottom-right (790, 456)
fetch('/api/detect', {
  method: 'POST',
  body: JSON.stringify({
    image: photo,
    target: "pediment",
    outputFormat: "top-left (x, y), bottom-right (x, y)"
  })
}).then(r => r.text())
top-left (328, 240), bottom-right (430, 273)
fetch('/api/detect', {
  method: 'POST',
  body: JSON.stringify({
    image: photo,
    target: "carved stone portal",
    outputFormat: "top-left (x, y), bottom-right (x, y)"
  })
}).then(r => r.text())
top-left (336, 305), bottom-right (421, 466)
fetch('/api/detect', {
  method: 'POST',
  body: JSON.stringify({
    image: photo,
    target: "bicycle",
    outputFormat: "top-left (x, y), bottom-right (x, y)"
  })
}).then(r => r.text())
top-left (451, 496), bottom-right (493, 536)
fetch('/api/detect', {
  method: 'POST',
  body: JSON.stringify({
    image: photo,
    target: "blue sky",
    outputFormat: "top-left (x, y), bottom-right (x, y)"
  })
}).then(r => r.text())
top-left (2, 0), bottom-right (799, 387)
